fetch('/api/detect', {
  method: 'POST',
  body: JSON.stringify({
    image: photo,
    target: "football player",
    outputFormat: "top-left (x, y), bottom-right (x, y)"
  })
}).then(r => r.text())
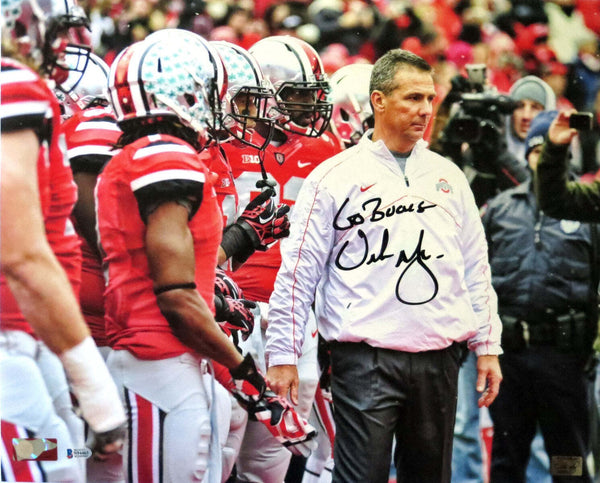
top-left (56, 49), bottom-right (127, 482)
top-left (222, 35), bottom-right (343, 483)
top-left (99, 31), bottom-right (313, 483)
top-left (1, 1), bottom-right (126, 481)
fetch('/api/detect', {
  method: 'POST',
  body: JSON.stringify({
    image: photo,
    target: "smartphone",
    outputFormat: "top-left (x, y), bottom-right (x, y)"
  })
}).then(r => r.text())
top-left (569, 112), bottom-right (593, 130)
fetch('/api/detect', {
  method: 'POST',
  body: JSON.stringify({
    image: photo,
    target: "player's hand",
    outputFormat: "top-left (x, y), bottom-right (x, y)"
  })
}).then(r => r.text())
top-left (229, 354), bottom-right (267, 407)
top-left (214, 292), bottom-right (256, 340)
top-left (249, 390), bottom-right (317, 457)
top-left (215, 267), bottom-right (242, 299)
top-left (237, 189), bottom-right (290, 250)
top-left (87, 423), bottom-right (126, 461)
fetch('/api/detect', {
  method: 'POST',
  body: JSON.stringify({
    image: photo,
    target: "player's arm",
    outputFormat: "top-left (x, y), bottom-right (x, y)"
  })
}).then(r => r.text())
top-left (1, 129), bottom-right (89, 351)
top-left (72, 171), bottom-right (102, 258)
top-left (146, 200), bottom-right (246, 369)
top-left (1, 128), bottom-right (126, 452)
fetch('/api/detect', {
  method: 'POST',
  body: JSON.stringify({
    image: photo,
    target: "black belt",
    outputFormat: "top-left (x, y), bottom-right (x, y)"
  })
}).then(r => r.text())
top-left (500, 310), bottom-right (592, 351)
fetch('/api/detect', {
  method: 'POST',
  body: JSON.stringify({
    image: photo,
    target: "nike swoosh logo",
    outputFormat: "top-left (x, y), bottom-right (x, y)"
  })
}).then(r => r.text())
top-left (298, 161), bottom-right (312, 168)
top-left (311, 329), bottom-right (318, 338)
top-left (360, 183), bottom-right (375, 192)
top-left (258, 211), bottom-right (274, 223)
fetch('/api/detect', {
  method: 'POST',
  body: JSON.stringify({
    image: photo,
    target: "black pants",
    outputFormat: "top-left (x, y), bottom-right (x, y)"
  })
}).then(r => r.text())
top-left (489, 345), bottom-right (593, 482)
top-left (329, 341), bottom-right (462, 483)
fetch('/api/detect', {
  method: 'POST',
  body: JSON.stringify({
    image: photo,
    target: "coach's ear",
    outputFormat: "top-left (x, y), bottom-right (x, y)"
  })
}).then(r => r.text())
top-left (371, 90), bottom-right (386, 114)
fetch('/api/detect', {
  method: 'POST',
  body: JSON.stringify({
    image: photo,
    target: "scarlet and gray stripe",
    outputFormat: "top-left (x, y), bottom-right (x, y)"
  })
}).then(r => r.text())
top-left (130, 169), bottom-right (206, 193)
top-left (67, 144), bottom-right (115, 158)
top-left (124, 389), bottom-right (166, 483)
top-left (312, 385), bottom-right (336, 450)
top-left (292, 38), bottom-right (325, 79)
top-left (131, 141), bottom-right (197, 160)
top-left (0, 64), bottom-right (52, 127)
top-left (74, 119), bottom-right (121, 132)
top-left (279, 37), bottom-right (325, 83)
top-left (109, 42), bottom-right (152, 121)
top-left (0, 421), bottom-right (45, 482)
top-left (208, 42), bottom-right (227, 105)
top-left (0, 101), bottom-right (50, 121)
top-left (0, 66), bottom-right (39, 85)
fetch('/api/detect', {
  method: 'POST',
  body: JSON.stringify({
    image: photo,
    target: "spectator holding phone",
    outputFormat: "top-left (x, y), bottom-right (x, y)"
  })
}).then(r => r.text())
top-left (485, 110), bottom-right (597, 482)
top-left (535, 109), bottom-right (600, 221)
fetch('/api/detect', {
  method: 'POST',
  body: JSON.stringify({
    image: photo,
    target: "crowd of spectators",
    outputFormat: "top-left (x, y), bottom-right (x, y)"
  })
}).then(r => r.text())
top-left (82, 0), bottom-right (599, 116)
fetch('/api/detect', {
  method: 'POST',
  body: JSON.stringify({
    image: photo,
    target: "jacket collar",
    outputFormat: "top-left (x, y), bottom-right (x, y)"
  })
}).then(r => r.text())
top-left (359, 129), bottom-right (428, 163)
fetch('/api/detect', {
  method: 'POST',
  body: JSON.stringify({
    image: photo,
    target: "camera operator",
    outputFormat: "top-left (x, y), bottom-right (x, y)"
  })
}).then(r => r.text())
top-left (434, 70), bottom-right (558, 482)
top-left (433, 70), bottom-right (556, 207)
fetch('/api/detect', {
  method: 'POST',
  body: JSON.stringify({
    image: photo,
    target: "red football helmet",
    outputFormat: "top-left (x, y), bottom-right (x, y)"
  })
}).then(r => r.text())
top-left (249, 36), bottom-right (332, 138)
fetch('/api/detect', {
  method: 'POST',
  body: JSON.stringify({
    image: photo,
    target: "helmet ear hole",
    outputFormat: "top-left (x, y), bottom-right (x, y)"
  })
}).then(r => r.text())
top-left (340, 108), bottom-right (350, 122)
top-left (184, 93), bottom-right (196, 107)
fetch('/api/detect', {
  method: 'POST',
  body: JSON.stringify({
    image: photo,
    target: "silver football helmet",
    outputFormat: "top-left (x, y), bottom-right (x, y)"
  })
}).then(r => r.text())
top-left (211, 40), bottom-right (275, 150)
top-left (107, 31), bottom-right (224, 146)
top-left (144, 28), bottom-right (228, 139)
top-left (329, 63), bottom-right (374, 147)
top-left (56, 49), bottom-right (110, 118)
top-left (249, 35), bottom-right (332, 138)
top-left (1, 0), bottom-right (91, 84)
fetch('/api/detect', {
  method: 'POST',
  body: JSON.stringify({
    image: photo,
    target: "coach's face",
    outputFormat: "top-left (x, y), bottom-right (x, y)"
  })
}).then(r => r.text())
top-left (371, 67), bottom-right (436, 153)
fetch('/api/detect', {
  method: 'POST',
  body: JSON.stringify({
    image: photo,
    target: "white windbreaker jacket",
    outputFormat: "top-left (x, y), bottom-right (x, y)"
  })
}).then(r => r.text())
top-left (266, 133), bottom-right (502, 366)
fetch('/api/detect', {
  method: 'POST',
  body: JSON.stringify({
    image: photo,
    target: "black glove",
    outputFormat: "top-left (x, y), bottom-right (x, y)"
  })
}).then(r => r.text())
top-left (214, 267), bottom-right (242, 299)
top-left (229, 353), bottom-right (267, 407)
top-left (87, 423), bottom-right (126, 461)
top-left (221, 189), bottom-right (291, 264)
top-left (214, 292), bottom-right (256, 340)
top-left (237, 189), bottom-right (291, 251)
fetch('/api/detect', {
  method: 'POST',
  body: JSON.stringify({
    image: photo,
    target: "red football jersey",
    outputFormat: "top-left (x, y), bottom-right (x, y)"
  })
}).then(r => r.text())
top-left (96, 134), bottom-right (223, 360)
top-left (0, 58), bottom-right (61, 334)
top-left (45, 122), bottom-right (82, 297)
top-left (198, 143), bottom-right (239, 228)
top-left (61, 106), bottom-right (121, 345)
top-left (223, 131), bottom-right (342, 302)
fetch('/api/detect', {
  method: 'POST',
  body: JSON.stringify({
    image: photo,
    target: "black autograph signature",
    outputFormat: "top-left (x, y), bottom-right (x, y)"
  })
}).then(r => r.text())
top-left (334, 198), bottom-right (444, 305)
top-left (333, 197), bottom-right (436, 231)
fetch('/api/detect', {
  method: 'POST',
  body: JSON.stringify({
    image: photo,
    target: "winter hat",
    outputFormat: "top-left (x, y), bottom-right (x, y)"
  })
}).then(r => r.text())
top-left (524, 110), bottom-right (558, 157)
top-left (509, 75), bottom-right (557, 110)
